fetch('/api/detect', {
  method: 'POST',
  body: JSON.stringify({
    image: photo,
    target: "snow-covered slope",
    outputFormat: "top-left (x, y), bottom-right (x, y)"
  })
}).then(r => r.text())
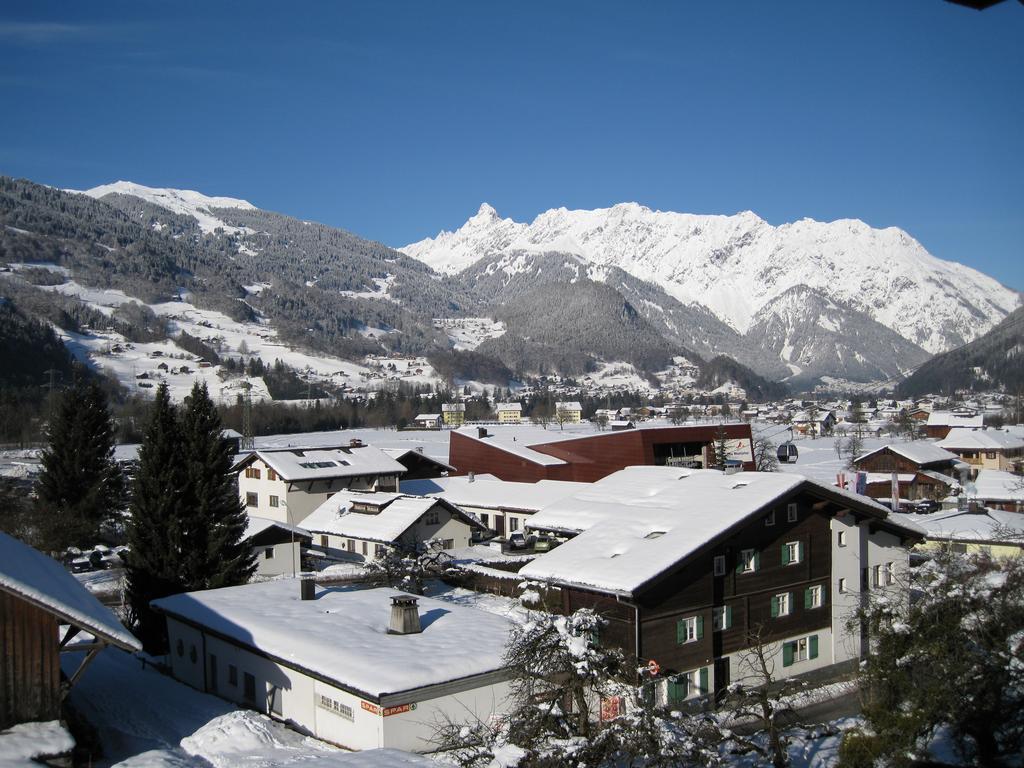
top-left (401, 203), bottom-right (1020, 354)
top-left (72, 180), bottom-right (256, 234)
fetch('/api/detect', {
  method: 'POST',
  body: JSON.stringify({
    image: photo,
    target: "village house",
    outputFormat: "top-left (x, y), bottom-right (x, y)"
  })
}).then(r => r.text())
top-left (495, 402), bottom-right (523, 424)
top-left (440, 402), bottom-right (465, 427)
top-left (969, 469), bottom-right (1024, 512)
top-left (234, 442), bottom-right (407, 526)
top-left (300, 491), bottom-right (485, 561)
top-left (448, 423), bottom-right (756, 483)
top-left (244, 517), bottom-right (312, 578)
top-left (517, 466), bottom-right (922, 705)
top-left (555, 401), bottom-right (583, 423)
top-left (412, 413), bottom-right (442, 430)
top-left (895, 506), bottom-right (1024, 559)
top-left (791, 409), bottom-right (836, 437)
top-left (382, 448), bottom-right (454, 480)
top-left (852, 442), bottom-right (964, 503)
top-left (937, 427), bottom-right (1024, 473)
top-left (152, 581), bottom-right (514, 752)
top-left (0, 531), bottom-right (141, 734)
top-left (402, 474), bottom-right (589, 539)
top-left (924, 408), bottom-right (983, 439)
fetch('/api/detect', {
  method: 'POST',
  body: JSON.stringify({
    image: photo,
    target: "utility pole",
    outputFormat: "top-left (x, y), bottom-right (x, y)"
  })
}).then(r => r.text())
top-left (41, 368), bottom-right (61, 429)
top-left (241, 382), bottom-right (255, 451)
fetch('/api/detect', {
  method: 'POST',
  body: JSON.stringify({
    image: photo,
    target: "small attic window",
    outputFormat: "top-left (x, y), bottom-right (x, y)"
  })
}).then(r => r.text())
top-left (609, 553), bottom-right (621, 558)
top-left (732, 481), bottom-right (749, 489)
top-left (644, 531), bottom-right (666, 539)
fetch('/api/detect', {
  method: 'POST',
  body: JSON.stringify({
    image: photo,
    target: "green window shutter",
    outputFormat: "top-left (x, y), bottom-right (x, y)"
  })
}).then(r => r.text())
top-left (736, 554), bottom-right (744, 574)
top-left (699, 667), bottom-right (709, 695)
top-left (770, 595), bottom-right (779, 618)
top-left (725, 605), bottom-right (733, 629)
top-left (782, 641), bottom-right (794, 667)
top-left (696, 616), bottom-right (704, 640)
top-left (676, 619), bottom-right (686, 645)
top-left (781, 544), bottom-right (790, 565)
top-left (668, 677), bottom-right (688, 703)
top-left (804, 588), bottom-right (813, 609)
top-left (798, 541), bottom-right (804, 562)
top-left (809, 635), bottom-right (819, 659)
top-left (753, 551), bottom-right (760, 571)
top-left (821, 585), bottom-right (828, 605)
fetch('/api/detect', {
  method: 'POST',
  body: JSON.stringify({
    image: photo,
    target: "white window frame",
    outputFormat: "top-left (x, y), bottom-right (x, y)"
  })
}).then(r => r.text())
top-left (885, 561), bottom-right (895, 586)
top-left (681, 616), bottom-right (698, 643)
top-left (269, 495), bottom-right (279, 508)
top-left (509, 517), bottom-right (520, 532)
top-left (838, 577), bottom-right (847, 593)
top-left (712, 606), bottom-right (730, 631)
top-left (741, 549), bottom-right (757, 573)
top-left (713, 555), bottom-right (726, 576)
top-left (837, 530), bottom-right (846, 547)
top-left (787, 502), bottom-right (798, 522)
top-left (785, 541), bottom-right (801, 565)
top-left (808, 584), bottom-right (823, 608)
top-left (765, 510), bottom-right (776, 527)
top-left (795, 636), bottom-right (809, 662)
top-left (776, 592), bottom-right (791, 617)
top-left (872, 564), bottom-right (882, 588)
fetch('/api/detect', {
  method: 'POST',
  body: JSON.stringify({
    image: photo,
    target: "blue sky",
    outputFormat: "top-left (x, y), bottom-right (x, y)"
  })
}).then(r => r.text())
top-left (1, 1), bottom-right (1021, 289)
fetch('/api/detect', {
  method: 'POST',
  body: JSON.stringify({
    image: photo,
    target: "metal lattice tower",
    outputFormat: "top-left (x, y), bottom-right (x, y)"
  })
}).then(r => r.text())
top-left (240, 382), bottom-right (255, 451)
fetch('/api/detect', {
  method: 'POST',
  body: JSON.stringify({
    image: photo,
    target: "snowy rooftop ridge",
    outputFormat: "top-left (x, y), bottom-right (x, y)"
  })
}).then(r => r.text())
top-left (152, 581), bottom-right (512, 698)
top-left (300, 491), bottom-right (482, 543)
top-left (237, 446), bottom-right (407, 482)
top-left (854, 441), bottom-right (961, 467)
top-left (938, 428), bottom-right (1024, 451)
top-left (0, 531), bottom-right (140, 650)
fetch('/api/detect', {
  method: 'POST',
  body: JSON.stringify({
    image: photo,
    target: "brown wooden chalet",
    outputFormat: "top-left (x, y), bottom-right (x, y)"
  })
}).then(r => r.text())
top-left (519, 467), bottom-right (922, 704)
top-left (449, 423), bottom-right (756, 483)
top-left (852, 441), bottom-right (963, 503)
top-left (0, 532), bottom-right (140, 729)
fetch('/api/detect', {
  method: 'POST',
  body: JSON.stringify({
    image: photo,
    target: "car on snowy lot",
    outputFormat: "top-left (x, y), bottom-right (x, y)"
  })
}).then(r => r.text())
top-left (912, 499), bottom-right (941, 514)
top-left (532, 534), bottom-right (558, 552)
top-left (507, 531), bottom-right (532, 551)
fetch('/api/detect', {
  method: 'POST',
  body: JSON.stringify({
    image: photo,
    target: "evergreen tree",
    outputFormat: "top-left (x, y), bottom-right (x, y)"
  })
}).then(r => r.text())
top-left (179, 382), bottom-right (255, 590)
top-left (35, 375), bottom-right (123, 551)
top-left (125, 383), bottom-right (188, 653)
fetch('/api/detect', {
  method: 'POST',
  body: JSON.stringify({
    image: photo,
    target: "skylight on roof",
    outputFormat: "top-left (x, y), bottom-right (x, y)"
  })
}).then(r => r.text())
top-left (644, 531), bottom-right (666, 539)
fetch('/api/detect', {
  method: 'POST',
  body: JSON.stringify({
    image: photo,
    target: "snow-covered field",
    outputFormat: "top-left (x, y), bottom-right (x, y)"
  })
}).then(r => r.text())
top-left (432, 317), bottom-right (506, 351)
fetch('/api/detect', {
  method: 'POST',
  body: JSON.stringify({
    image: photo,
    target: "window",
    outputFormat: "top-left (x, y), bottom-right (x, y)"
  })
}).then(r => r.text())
top-left (244, 467), bottom-right (261, 479)
top-left (885, 562), bottom-right (895, 586)
top-left (264, 548), bottom-right (274, 559)
top-left (676, 615), bottom-right (704, 644)
top-left (243, 673), bottom-right (256, 703)
top-left (269, 495), bottom-right (279, 508)
top-left (950, 542), bottom-right (967, 554)
top-left (320, 535), bottom-right (328, 547)
top-left (986, 451), bottom-right (996, 460)
top-left (246, 492), bottom-right (258, 507)
top-left (771, 592), bottom-right (791, 618)
top-left (765, 510), bottom-right (776, 527)
top-left (424, 509), bottom-right (440, 525)
top-left (668, 669), bottom-right (708, 702)
top-left (509, 517), bottom-right (520, 532)
top-left (362, 541), bottom-right (368, 556)
top-left (480, 513), bottom-right (489, 527)
top-left (712, 606), bottom-right (733, 631)
top-left (317, 693), bottom-right (354, 721)
top-left (375, 544), bottom-right (386, 558)
top-left (782, 541), bottom-right (802, 565)
top-left (787, 503), bottom-right (798, 522)
top-left (268, 469), bottom-right (277, 481)
top-left (228, 664), bottom-right (238, 687)
top-left (837, 530), bottom-right (847, 547)
top-left (441, 538), bottom-right (454, 549)
top-left (738, 549), bottom-right (758, 573)
top-left (347, 539), bottom-right (356, 552)
top-left (805, 584), bottom-right (824, 609)
top-left (713, 555), bottom-right (726, 576)
top-left (872, 564), bottom-right (882, 588)
top-left (269, 685), bottom-right (282, 716)
top-left (783, 635), bottom-right (819, 667)
top-left (838, 577), bottom-right (847, 593)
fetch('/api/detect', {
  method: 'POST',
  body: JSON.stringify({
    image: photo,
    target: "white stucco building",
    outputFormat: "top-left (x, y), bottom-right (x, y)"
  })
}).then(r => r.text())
top-left (152, 581), bottom-right (514, 753)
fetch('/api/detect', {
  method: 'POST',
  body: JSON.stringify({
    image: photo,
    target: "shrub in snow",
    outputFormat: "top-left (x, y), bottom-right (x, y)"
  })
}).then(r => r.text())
top-left (841, 551), bottom-right (1024, 767)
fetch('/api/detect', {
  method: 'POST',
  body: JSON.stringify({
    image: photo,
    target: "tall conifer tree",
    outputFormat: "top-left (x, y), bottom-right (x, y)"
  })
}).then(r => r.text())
top-left (35, 375), bottom-right (123, 551)
top-left (125, 383), bottom-right (188, 653)
top-left (179, 382), bottom-right (255, 589)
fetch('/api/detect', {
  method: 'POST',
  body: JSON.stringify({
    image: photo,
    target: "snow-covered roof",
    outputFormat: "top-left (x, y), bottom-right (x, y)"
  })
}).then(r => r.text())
top-left (413, 413), bottom-right (441, 421)
top-left (520, 467), bottom-right (915, 595)
top-left (556, 401), bottom-right (583, 411)
top-left (937, 428), bottom-right (1024, 452)
top-left (926, 411), bottom-right (983, 428)
top-left (382, 448), bottom-right (455, 472)
top-left (240, 446), bottom-right (407, 482)
top-left (855, 441), bottom-right (960, 467)
top-left (301, 491), bottom-right (481, 543)
top-left (862, 473), bottom-right (916, 485)
top-left (152, 581), bottom-right (512, 698)
top-left (495, 402), bottom-right (522, 412)
top-left (969, 469), bottom-right (1024, 502)
top-left (244, 516), bottom-right (311, 541)
top-left (0, 531), bottom-right (140, 651)
top-left (401, 475), bottom-right (589, 512)
top-left (894, 508), bottom-right (1024, 545)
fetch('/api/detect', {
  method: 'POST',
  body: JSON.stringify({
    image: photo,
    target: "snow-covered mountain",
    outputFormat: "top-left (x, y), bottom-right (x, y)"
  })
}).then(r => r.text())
top-left (401, 203), bottom-right (1020, 356)
top-left (72, 180), bottom-right (256, 235)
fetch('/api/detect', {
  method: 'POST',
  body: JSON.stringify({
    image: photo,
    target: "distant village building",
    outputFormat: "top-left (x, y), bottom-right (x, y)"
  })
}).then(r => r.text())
top-left (924, 408), bottom-right (983, 439)
top-left (152, 582), bottom-right (514, 752)
top-left (234, 443), bottom-right (406, 526)
top-left (937, 427), bottom-right (1024, 473)
top-left (555, 401), bottom-right (583, 423)
top-left (300, 491), bottom-right (484, 561)
top-left (896, 506), bottom-right (1024, 559)
top-left (969, 469), bottom-right (1024, 512)
top-left (441, 402), bottom-right (465, 427)
top-left (852, 442), bottom-right (964, 503)
top-left (412, 413), bottom-right (442, 430)
top-left (244, 517), bottom-right (311, 578)
top-left (381, 448), bottom-right (454, 481)
top-left (495, 402), bottom-right (522, 425)
top-left (448, 423), bottom-right (756, 483)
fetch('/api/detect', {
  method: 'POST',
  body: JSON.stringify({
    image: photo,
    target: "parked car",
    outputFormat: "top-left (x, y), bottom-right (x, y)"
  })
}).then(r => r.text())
top-left (912, 499), bottom-right (941, 514)
top-left (533, 534), bottom-right (557, 552)
top-left (507, 531), bottom-right (532, 550)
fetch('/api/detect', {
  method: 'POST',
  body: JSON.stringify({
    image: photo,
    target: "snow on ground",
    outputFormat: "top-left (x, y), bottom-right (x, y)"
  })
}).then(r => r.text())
top-left (756, 426), bottom-right (893, 487)
top-left (721, 717), bottom-right (861, 768)
top-left (0, 720), bottom-right (75, 766)
top-left (74, 567), bottom-right (125, 599)
top-left (580, 362), bottom-right (654, 392)
top-left (62, 646), bottom-right (341, 768)
top-left (425, 580), bottom-right (531, 626)
top-left (340, 274), bottom-right (398, 302)
top-left (432, 318), bottom-right (506, 351)
top-left (3, 260), bottom-right (70, 275)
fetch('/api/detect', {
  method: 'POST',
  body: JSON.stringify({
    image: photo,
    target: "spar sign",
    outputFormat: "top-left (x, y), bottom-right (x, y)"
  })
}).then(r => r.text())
top-left (361, 701), bottom-right (417, 717)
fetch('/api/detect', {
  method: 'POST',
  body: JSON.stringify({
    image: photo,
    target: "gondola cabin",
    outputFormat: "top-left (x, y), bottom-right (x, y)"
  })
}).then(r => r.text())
top-left (777, 442), bottom-right (799, 464)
